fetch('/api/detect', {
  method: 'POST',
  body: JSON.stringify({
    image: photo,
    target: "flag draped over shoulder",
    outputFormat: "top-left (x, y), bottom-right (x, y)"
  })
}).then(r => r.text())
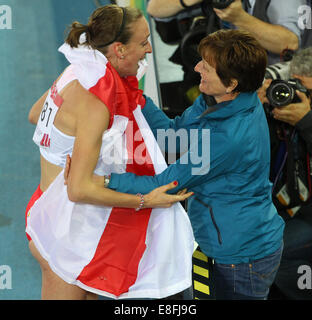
top-left (26, 35), bottom-right (194, 299)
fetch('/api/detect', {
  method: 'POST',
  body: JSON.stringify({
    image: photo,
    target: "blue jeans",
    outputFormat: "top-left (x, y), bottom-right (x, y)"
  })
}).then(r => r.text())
top-left (273, 208), bottom-right (312, 300)
top-left (162, 286), bottom-right (194, 300)
top-left (213, 245), bottom-right (283, 300)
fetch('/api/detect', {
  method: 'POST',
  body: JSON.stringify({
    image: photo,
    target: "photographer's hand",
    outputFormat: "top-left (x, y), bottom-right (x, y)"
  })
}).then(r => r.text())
top-left (214, 0), bottom-right (298, 54)
top-left (213, 0), bottom-right (246, 24)
top-left (257, 79), bottom-right (272, 104)
top-left (147, 0), bottom-right (202, 18)
top-left (272, 91), bottom-right (311, 126)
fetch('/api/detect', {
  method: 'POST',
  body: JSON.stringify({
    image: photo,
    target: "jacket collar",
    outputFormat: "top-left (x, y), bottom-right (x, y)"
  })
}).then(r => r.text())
top-left (200, 92), bottom-right (259, 120)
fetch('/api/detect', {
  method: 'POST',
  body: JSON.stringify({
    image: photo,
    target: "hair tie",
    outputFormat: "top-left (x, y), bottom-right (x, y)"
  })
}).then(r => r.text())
top-left (85, 25), bottom-right (93, 42)
top-left (97, 7), bottom-right (126, 48)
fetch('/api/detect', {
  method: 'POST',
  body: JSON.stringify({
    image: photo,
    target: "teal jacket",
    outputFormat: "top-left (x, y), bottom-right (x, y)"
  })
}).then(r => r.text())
top-left (108, 92), bottom-right (284, 264)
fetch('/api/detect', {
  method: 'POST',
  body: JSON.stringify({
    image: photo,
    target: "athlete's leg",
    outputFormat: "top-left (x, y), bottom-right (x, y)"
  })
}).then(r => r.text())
top-left (29, 240), bottom-right (88, 300)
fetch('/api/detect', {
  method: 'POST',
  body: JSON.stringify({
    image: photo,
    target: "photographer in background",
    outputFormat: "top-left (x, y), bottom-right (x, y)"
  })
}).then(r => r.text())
top-left (258, 47), bottom-right (312, 300)
top-left (147, 0), bottom-right (306, 65)
top-left (147, 0), bottom-right (202, 18)
top-left (147, 0), bottom-right (307, 117)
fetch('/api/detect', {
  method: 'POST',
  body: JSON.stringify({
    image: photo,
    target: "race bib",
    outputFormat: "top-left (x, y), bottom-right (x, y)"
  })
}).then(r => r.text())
top-left (33, 82), bottom-right (64, 149)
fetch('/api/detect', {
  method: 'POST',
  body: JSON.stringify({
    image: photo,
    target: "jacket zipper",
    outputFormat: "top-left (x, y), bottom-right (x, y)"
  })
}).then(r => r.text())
top-left (195, 197), bottom-right (223, 245)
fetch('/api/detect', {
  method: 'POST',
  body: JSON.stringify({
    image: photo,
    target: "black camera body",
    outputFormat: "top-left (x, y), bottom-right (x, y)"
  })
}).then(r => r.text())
top-left (179, 0), bottom-right (235, 72)
top-left (264, 60), bottom-right (309, 108)
top-left (204, 0), bottom-right (235, 10)
top-left (266, 79), bottom-right (309, 108)
top-left (264, 61), bottom-right (290, 81)
top-left (211, 0), bottom-right (235, 9)
top-left (201, 0), bottom-right (235, 16)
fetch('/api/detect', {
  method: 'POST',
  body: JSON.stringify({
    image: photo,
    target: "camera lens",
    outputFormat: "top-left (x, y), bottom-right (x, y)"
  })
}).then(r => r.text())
top-left (266, 80), bottom-right (295, 107)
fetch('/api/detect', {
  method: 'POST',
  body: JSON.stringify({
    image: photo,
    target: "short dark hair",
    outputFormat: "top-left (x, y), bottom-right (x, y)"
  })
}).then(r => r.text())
top-left (198, 29), bottom-right (268, 92)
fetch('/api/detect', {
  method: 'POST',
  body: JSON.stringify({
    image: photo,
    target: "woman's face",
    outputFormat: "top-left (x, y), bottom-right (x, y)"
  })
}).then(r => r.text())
top-left (119, 17), bottom-right (152, 77)
top-left (194, 58), bottom-right (235, 103)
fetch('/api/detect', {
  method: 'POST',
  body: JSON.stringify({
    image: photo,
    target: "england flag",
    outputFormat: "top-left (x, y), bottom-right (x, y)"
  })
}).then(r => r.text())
top-left (26, 36), bottom-right (194, 299)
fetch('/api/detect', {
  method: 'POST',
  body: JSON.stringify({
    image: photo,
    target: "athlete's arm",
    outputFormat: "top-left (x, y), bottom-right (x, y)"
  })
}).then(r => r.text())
top-left (28, 90), bottom-right (49, 124)
top-left (66, 89), bottom-right (192, 208)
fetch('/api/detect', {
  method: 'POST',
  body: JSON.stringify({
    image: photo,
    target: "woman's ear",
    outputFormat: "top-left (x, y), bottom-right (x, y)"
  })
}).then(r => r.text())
top-left (112, 42), bottom-right (125, 59)
top-left (226, 79), bottom-right (238, 94)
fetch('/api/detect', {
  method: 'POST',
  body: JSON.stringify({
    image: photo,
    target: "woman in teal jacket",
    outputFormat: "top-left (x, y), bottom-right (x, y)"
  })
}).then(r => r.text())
top-left (102, 29), bottom-right (284, 299)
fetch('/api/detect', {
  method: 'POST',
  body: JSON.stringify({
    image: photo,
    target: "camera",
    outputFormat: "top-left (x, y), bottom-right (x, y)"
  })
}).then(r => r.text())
top-left (266, 78), bottom-right (309, 108)
top-left (264, 58), bottom-right (309, 108)
top-left (201, 0), bottom-right (235, 16)
top-left (265, 61), bottom-right (291, 81)
top-left (210, 0), bottom-right (235, 9)
top-left (203, 0), bottom-right (235, 10)
top-left (180, 0), bottom-right (235, 72)
top-left (180, 16), bottom-right (217, 72)
top-left (264, 49), bottom-right (295, 81)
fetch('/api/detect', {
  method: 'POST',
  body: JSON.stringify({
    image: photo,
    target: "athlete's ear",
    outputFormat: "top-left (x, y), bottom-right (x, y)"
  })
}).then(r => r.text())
top-left (112, 42), bottom-right (125, 60)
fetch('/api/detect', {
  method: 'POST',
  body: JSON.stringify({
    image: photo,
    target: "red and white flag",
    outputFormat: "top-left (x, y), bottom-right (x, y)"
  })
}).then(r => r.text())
top-left (26, 36), bottom-right (194, 299)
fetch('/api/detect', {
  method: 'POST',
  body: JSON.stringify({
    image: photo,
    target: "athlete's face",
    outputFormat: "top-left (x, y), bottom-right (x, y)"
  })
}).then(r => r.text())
top-left (120, 17), bottom-right (152, 77)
